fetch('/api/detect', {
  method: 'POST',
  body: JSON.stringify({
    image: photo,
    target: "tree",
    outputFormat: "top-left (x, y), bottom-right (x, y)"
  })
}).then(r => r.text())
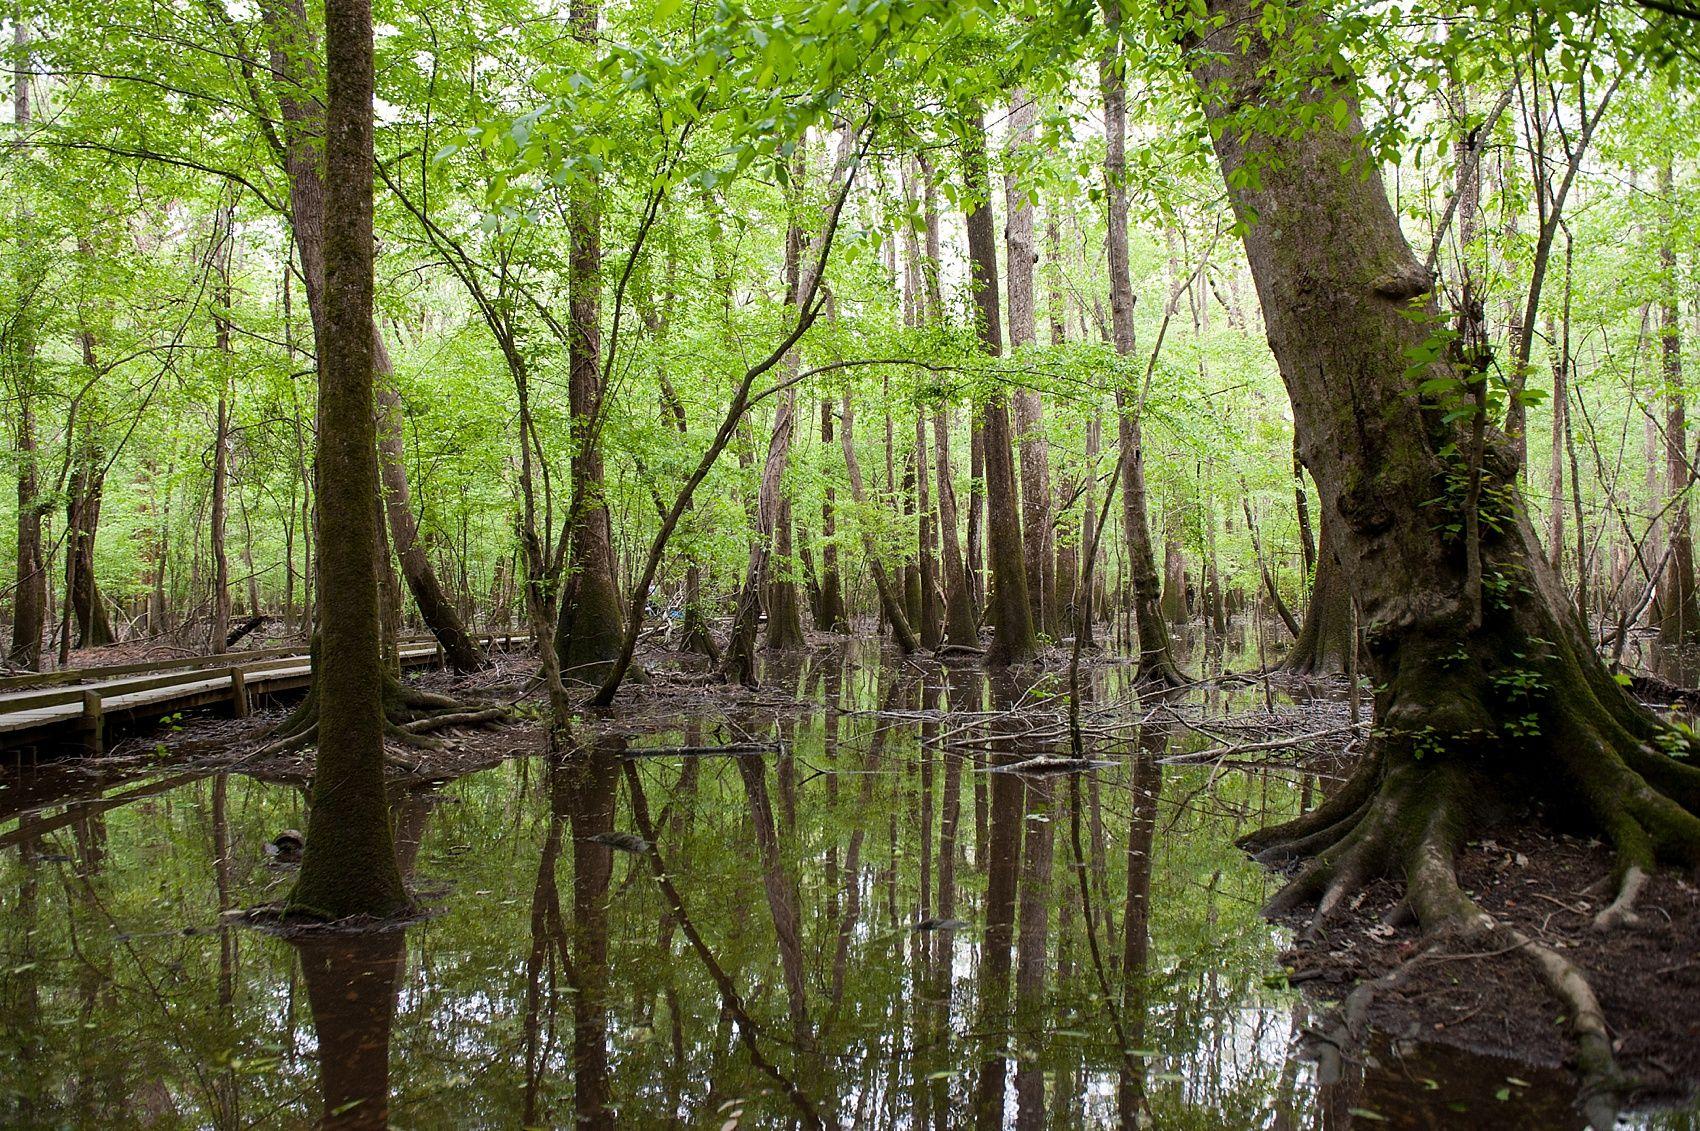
top-left (8, 10), bottom-right (46, 670)
top-left (1190, 0), bottom-right (1700, 1108)
top-left (287, 0), bottom-right (409, 920)
top-left (1102, 0), bottom-right (1185, 686)
top-left (961, 110), bottom-right (1036, 666)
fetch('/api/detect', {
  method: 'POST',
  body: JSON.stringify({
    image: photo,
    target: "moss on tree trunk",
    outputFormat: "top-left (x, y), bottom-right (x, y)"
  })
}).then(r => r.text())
top-left (286, 0), bottom-right (409, 921)
top-left (1192, 0), bottom-right (1700, 1114)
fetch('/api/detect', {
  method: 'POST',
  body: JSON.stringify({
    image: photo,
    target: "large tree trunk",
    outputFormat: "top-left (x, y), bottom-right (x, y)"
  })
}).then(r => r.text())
top-left (287, 0), bottom-right (409, 920)
top-left (1195, 1), bottom-right (1700, 1110)
top-left (1102, 4), bottom-right (1184, 685)
top-left (262, 0), bottom-right (480, 673)
top-left (961, 110), bottom-right (1036, 666)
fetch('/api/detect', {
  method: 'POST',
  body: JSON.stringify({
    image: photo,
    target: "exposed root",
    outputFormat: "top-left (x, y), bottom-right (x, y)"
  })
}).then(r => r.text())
top-left (1239, 753), bottom-right (1380, 858)
top-left (383, 722), bottom-right (446, 751)
top-left (252, 723), bottom-right (317, 761)
top-left (400, 707), bottom-right (508, 733)
top-left (1593, 865), bottom-right (1647, 933)
top-left (1252, 757), bottom-right (1631, 1128)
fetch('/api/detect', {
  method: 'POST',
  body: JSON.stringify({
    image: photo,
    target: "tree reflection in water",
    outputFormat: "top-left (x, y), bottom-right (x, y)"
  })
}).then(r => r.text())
top-left (1, 642), bottom-right (1688, 1129)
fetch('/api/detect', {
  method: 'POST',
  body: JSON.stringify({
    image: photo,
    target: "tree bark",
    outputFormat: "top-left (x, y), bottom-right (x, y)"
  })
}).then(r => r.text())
top-left (962, 110), bottom-right (1036, 665)
top-left (287, 0), bottom-right (409, 919)
top-left (261, 0), bottom-right (480, 672)
top-left (1103, 3), bottom-right (1184, 685)
top-left (1004, 90), bottom-right (1057, 638)
top-left (1196, 5), bottom-right (1700, 1078)
top-left (1655, 159), bottom-right (1697, 653)
top-left (553, 0), bottom-right (627, 683)
top-left (8, 11), bottom-right (46, 670)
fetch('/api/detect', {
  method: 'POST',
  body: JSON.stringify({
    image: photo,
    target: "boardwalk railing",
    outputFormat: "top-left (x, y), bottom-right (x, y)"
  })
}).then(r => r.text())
top-left (1, 632), bottom-right (529, 755)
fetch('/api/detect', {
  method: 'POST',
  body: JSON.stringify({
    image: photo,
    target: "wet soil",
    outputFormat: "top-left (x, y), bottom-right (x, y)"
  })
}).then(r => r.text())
top-left (1279, 819), bottom-right (1700, 1110)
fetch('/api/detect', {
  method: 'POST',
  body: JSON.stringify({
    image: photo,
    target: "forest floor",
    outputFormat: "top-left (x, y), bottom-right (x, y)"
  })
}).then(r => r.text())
top-left (1276, 803), bottom-right (1700, 1108)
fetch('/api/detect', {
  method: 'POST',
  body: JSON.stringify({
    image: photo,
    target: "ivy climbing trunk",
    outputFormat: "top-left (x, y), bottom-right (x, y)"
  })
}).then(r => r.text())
top-left (1193, 0), bottom-right (1700, 1110)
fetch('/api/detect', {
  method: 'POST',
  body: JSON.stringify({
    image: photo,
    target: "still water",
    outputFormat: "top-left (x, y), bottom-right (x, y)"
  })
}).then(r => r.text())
top-left (2, 641), bottom-right (1696, 1128)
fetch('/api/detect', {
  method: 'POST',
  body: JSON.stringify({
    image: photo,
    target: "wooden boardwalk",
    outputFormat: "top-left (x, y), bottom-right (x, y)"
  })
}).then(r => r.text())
top-left (0, 633), bottom-right (526, 755)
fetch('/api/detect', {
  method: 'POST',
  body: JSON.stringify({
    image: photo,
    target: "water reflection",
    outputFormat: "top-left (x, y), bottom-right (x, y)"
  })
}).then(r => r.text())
top-left (294, 928), bottom-right (406, 1129)
top-left (1, 640), bottom-right (1698, 1129)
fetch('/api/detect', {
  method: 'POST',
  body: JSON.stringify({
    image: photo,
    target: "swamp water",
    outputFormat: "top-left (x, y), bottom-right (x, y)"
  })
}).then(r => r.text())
top-left (2, 639), bottom-right (1697, 1129)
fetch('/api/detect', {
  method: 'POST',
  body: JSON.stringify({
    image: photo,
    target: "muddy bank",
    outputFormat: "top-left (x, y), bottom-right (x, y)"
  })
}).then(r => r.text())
top-left (1278, 819), bottom-right (1700, 1111)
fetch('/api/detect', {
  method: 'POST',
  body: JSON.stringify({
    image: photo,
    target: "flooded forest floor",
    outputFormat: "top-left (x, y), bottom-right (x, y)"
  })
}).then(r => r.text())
top-left (3, 625), bottom-right (1700, 1128)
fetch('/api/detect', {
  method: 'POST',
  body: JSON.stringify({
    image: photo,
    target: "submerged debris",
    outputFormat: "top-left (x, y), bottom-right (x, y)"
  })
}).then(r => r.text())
top-left (264, 829), bottom-right (304, 863)
top-left (911, 917), bottom-right (969, 932)
top-left (587, 831), bottom-right (650, 854)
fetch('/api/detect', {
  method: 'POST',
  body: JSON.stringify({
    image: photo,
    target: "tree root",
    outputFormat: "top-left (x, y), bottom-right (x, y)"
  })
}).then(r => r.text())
top-left (401, 706), bottom-right (508, 733)
top-left (1253, 759), bottom-right (1632, 1128)
top-left (1593, 865), bottom-right (1647, 933)
top-left (254, 672), bottom-right (509, 763)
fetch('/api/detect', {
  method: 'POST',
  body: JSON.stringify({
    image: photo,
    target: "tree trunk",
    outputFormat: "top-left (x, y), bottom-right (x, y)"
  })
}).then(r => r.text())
top-left (211, 215), bottom-right (234, 654)
top-left (553, 0), bottom-right (627, 683)
top-left (287, 0), bottom-right (409, 920)
top-left (1655, 159), bottom-right (1697, 653)
top-left (1102, 7), bottom-right (1184, 685)
top-left (262, 0), bottom-right (478, 672)
top-left (1004, 90), bottom-right (1057, 639)
top-left (817, 398), bottom-right (850, 632)
top-left (65, 451), bottom-right (114, 651)
top-left (8, 12), bottom-right (46, 670)
top-left (935, 408), bottom-right (981, 648)
top-left (1196, 9), bottom-right (1700, 1102)
top-left (962, 110), bottom-right (1035, 665)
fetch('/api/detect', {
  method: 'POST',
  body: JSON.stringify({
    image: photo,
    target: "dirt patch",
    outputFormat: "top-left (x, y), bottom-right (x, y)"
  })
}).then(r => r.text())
top-left (1277, 820), bottom-right (1700, 1111)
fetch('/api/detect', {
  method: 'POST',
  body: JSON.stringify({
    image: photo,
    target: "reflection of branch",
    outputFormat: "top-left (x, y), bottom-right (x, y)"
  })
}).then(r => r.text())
top-left (622, 761), bottom-right (829, 1130)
